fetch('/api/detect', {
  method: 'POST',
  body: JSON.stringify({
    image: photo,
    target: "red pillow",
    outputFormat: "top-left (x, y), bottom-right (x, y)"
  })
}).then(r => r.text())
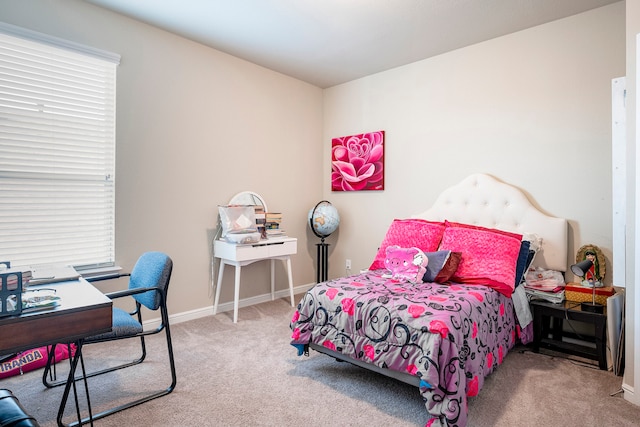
top-left (438, 221), bottom-right (522, 297)
top-left (369, 219), bottom-right (445, 270)
top-left (421, 250), bottom-right (462, 283)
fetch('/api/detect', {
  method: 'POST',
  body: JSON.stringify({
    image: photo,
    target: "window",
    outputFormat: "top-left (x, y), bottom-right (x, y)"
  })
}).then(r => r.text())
top-left (0, 23), bottom-right (120, 270)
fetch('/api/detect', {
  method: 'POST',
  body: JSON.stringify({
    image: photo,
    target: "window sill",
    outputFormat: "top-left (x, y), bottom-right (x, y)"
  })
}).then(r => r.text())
top-left (77, 265), bottom-right (123, 282)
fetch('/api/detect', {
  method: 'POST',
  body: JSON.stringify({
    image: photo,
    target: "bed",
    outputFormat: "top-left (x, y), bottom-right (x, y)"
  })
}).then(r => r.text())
top-left (289, 173), bottom-right (568, 427)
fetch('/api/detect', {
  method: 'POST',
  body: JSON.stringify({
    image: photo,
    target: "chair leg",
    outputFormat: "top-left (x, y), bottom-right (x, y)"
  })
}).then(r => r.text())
top-left (76, 319), bottom-right (177, 423)
top-left (43, 335), bottom-right (147, 388)
top-left (50, 305), bottom-right (176, 424)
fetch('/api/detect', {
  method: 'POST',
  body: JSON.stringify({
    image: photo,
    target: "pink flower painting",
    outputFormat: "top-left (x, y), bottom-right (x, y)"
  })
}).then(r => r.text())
top-left (331, 131), bottom-right (384, 191)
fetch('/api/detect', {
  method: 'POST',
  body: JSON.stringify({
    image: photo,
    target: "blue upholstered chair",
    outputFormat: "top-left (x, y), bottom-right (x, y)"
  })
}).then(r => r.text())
top-left (43, 251), bottom-right (176, 422)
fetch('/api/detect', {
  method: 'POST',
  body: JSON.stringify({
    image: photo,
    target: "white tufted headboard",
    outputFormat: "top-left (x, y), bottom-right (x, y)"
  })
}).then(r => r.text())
top-left (414, 173), bottom-right (568, 272)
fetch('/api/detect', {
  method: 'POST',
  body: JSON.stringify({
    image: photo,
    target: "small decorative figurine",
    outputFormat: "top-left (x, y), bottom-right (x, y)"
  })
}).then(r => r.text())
top-left (575, 244), bottom-right (605, 288)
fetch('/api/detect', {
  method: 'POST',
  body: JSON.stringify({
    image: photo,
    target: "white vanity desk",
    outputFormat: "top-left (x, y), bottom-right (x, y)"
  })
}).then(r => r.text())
top-left (213, 237), bottom-right (297, 323)
top-left (213, 192), bottom-right (296, 323)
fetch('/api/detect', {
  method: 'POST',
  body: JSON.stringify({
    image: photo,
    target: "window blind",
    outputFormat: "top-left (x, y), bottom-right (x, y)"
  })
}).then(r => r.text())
top-left (0, 25), bottom-right (120, 269)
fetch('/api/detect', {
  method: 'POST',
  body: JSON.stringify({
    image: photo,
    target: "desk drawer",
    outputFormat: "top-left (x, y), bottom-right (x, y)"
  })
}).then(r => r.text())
top-left (215, 238), bottom-right (297, 261)
top-left (235, 244), bottom-right (270, 261)
top-left (267, 240), bottom-right (297, 257)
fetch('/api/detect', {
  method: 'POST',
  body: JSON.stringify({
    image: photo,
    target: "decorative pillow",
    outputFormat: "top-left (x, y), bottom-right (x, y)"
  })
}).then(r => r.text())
top-left (524, 248), bottom-right (536, 274)
top-left (384, 245), bottom-right (428, 284)
top-left (521, 232), bottom-right (542, 253)
top-left (514, 240), bottom-right (531, 288)
top-left (515, 234), bottom-right (541, 287)
top-left (438, 221), bottom-right (522, 297)
top-left (422, 250), bottom-right (462, 283)
top-left (369, 219), bottom-right (445, 270)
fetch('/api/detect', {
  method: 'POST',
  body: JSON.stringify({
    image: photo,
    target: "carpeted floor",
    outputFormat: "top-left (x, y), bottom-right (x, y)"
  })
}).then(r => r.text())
top-left (2, 296), bottom-right (639, 426)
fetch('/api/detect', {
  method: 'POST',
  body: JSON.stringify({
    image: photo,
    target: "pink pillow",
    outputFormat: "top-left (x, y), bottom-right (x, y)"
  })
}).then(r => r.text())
top-left (438, 221), bottom-right (522, 297)
top-left (384, 246), bottom-right (428, 284)
top-left (369, 219), bottom-right (445, 270)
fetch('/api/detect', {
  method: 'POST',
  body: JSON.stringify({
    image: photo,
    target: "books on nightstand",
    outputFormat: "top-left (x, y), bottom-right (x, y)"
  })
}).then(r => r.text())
top-left (524, 286), bottom-right (565, 304)
top-left (523, 267), bottom-right (566, 303)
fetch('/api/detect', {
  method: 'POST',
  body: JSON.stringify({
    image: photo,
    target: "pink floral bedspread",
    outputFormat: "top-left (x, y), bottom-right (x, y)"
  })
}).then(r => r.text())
top-left (290, 270), bottom-right (520, 427)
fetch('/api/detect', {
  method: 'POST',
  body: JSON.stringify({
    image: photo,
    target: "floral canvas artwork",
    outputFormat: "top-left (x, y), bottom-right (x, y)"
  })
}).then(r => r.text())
top-left (331, 130), bottom-right (384, 191)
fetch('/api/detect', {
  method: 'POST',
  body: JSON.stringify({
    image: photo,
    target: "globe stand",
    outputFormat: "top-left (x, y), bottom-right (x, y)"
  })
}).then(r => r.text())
top-left (316, 238), bottom-right (329, 283)
top-left (309, 201), bottom-right (338, 284)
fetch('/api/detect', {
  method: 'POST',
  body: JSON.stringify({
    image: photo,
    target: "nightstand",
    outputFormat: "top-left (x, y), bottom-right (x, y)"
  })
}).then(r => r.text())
top-left (213, 237), bottom-right (297, 323)
top-left (529, 299), bottom-right (607, 370)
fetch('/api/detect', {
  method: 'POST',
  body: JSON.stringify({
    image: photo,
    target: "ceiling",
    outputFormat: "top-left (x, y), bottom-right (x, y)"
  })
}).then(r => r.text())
top-left (84, 0), bottom-right (620, 88)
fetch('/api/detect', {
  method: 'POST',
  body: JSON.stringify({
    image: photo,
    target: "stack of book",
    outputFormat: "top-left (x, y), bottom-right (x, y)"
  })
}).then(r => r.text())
top-left (522, 267), bottom-right (566, 303)
top-left (254, 205), bottom-right (266, 238)
top-left (265, 212), bottom-right (286, 239)
top-left (523, 279), bottom-right (565, 304)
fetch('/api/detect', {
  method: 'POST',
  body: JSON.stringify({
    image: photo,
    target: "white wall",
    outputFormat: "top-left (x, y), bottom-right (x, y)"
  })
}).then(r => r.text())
top-left (623, 0), bottom-right (640, 405)
top-left (0, 0), bottom-right (324, 316)
top-left (322, 4), bottom-right (625, 286)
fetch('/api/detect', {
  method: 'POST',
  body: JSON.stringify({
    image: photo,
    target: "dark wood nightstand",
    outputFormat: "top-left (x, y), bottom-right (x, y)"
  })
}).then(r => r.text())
top-left (529, 299), bottom-right (608, 370)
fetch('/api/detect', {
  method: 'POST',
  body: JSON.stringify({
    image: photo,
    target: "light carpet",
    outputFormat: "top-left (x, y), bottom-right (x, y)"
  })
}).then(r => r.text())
top-left (2, 296), bottom-right (639, 426)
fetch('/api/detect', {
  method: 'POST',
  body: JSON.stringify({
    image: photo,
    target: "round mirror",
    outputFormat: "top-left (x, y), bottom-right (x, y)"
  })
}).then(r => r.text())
top-left (228, 191), bottom-right (268, 213)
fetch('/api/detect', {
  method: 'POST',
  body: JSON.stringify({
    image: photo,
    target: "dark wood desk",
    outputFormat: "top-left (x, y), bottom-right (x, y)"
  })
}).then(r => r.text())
top-left (0, 279), bottom-right (112, 426)
top-left (529, 299), bottom-right (607, 370)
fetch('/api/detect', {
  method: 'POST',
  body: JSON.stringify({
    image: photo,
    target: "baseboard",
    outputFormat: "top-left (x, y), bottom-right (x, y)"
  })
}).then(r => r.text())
top-left (142, 282), bottom-right (315, 328)
top-left (622, 381), bottom-right (636, 404)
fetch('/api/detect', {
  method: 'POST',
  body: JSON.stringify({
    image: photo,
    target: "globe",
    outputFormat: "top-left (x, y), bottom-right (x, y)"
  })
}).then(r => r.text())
top-left (308, 201), bottom-right (340, 239)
